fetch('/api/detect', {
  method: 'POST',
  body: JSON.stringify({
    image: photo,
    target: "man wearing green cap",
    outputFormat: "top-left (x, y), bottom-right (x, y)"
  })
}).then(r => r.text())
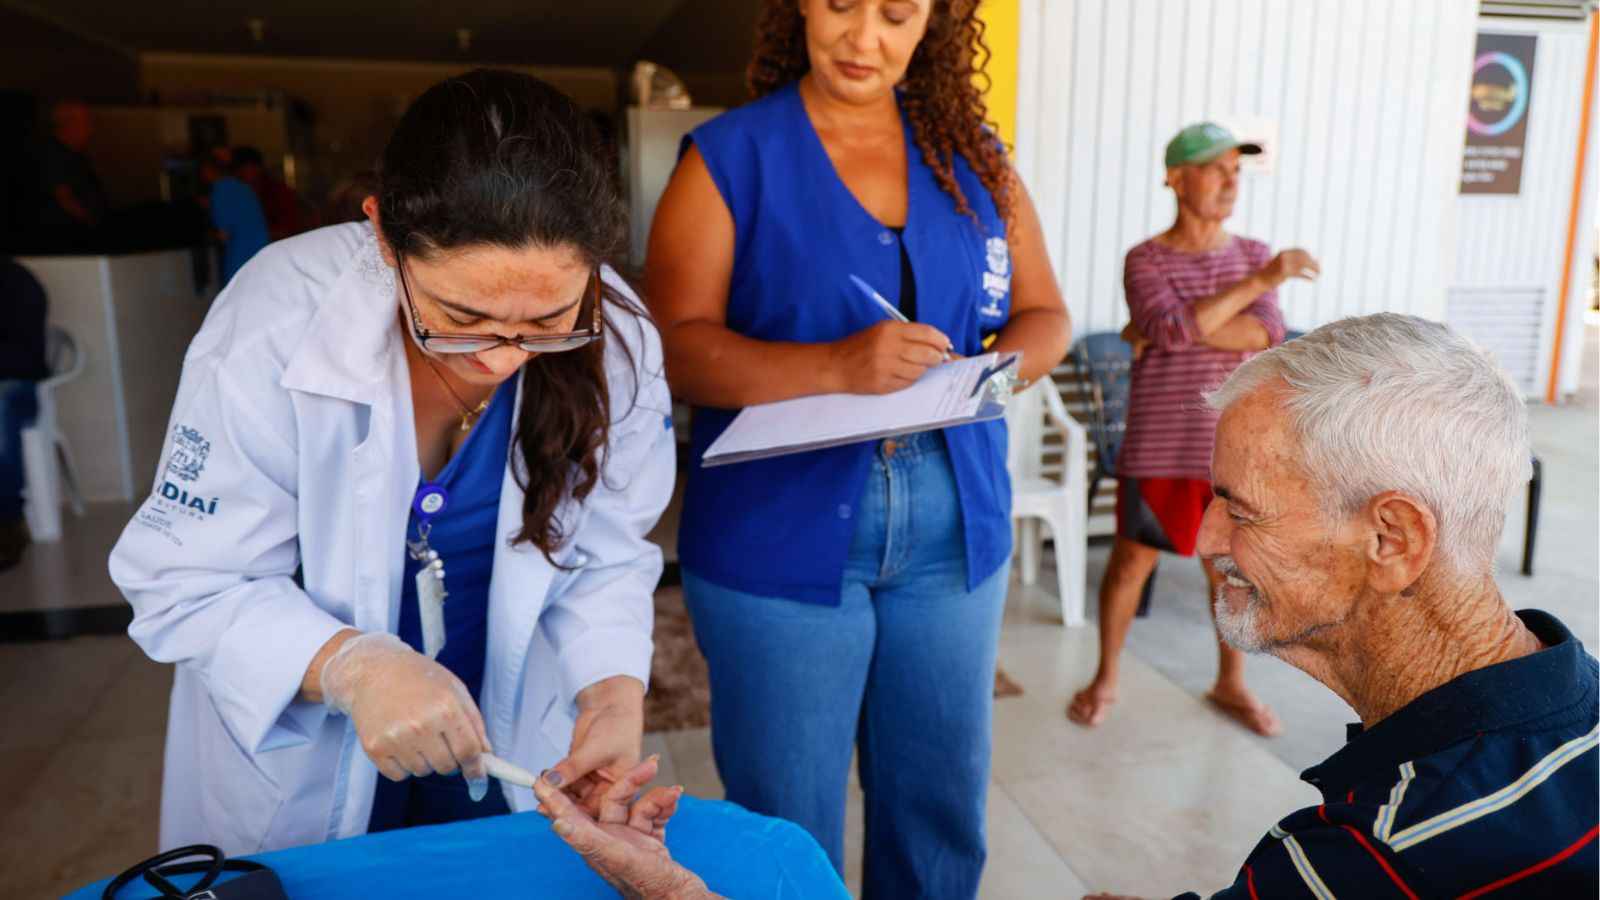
top-left (1068, 122), bottom-right (1318, 736)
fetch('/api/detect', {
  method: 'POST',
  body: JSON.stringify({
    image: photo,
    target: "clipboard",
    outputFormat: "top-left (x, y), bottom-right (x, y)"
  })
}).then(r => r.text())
top-left (701, 351), bottom-right (1022, 467)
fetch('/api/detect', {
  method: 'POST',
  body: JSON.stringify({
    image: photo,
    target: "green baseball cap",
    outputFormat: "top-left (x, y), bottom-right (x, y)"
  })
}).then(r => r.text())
top-left (1164, 122), bottom-right (1262, 168)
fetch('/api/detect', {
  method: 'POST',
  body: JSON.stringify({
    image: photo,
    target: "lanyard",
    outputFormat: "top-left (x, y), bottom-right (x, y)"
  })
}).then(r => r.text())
top-left (408, 483), bottom-right (450, 658)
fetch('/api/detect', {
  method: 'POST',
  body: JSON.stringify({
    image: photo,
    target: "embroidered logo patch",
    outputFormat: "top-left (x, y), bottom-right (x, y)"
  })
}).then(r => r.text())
top-left (166, 425), bottom-right (211, 483)
top-left (139, 424), bottom-right (222, 538)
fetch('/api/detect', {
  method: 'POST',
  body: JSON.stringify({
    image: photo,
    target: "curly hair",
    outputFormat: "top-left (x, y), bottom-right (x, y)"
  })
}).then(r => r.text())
top-left (747, 0), bottom-right (1014, 224)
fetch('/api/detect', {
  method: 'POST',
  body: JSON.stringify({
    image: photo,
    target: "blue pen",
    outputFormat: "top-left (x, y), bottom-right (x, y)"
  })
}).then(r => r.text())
top-left (849, 274), bottom-right (911, 324)
top-left (849, 274), bottom-right (952, 359)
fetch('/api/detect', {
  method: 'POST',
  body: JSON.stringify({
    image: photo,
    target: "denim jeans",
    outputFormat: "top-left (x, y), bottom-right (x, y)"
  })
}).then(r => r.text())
top-left (683, 430), bottom-right (1008, 899)
top-left (0, 380), bottom-right (39, 521)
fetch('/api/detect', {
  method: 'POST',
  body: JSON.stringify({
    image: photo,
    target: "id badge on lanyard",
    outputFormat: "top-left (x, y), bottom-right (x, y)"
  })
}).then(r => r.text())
top-left (407, 483), bottom-right (449, 659)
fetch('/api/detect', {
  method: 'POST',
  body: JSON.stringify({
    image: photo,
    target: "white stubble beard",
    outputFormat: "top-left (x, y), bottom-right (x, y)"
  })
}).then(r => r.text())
top-left (1212, 555), bottom-right (1270, 653)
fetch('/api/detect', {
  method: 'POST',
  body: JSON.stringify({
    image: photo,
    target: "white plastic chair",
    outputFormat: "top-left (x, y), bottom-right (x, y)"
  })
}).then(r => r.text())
top-left (21, 326), bottom-right (86, 542)
top-left (1005, 377), bottom-right (1088, 626)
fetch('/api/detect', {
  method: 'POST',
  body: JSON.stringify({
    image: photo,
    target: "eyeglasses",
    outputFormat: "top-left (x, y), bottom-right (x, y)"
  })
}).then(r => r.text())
top-left (397, 255), bottom-right (603, 354)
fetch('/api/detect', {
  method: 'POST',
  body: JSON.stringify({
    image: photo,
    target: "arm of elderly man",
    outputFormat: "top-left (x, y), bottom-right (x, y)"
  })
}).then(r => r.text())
top-left (1121, 241), bottom-right (1313, 356)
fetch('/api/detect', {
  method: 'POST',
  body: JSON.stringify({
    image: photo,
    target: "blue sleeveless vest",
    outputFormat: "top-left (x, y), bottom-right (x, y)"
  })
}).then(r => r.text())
top-left (678, 82), bottom-right (1013, 605)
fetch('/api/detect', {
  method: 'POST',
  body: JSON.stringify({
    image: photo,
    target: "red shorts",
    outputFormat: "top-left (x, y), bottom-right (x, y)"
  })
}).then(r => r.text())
top-left (1115, 476), bottom-right (1214, 557)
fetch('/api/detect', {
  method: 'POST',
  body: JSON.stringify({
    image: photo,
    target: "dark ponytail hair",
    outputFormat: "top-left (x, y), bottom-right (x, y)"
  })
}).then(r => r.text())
top-left (377, 68), bottom-right (639, 562)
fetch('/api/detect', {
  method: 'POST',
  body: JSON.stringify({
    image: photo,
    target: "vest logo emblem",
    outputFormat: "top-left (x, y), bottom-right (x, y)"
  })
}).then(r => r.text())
top-left (980, 236), bottom-right (1010, 318)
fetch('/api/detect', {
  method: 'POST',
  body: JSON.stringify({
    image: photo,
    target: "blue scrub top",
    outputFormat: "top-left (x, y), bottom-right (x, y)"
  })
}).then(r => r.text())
top-left (678, 83), bottom-right (1015, 605)
top-left (395, 374), bottom-right (517, 702)
top-left (209, 176), bottom-right (270, 286)
top-left (370, 374), bottom-right (517, 832)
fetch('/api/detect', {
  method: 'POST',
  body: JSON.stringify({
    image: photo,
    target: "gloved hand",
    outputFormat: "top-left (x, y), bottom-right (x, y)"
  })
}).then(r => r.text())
top-left (320, 631), bottom-right (492, 800)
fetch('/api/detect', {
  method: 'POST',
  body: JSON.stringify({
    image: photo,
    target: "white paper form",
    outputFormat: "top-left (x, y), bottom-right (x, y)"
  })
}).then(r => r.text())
top-left (701, 352), bottom-right (1018, 467)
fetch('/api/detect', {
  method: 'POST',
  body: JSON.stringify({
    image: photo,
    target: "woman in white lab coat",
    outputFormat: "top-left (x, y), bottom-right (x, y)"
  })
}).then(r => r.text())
top-left (109, 69), bottom-right (675, 855)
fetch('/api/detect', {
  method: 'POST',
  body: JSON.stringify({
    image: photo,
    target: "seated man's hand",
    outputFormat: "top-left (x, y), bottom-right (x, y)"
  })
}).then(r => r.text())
top-left (533, 757), bottom-right (717, 900)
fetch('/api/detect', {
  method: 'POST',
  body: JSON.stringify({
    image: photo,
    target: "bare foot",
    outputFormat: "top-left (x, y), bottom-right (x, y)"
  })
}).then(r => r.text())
top-left (1206, 684), bottom-right (1283, 737)
top-left (1067, 679), bottom-right (1118, 727)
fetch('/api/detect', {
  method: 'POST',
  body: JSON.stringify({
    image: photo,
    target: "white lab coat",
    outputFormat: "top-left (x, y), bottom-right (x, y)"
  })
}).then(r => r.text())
top-left (109, 223), bottom-right (675, 855)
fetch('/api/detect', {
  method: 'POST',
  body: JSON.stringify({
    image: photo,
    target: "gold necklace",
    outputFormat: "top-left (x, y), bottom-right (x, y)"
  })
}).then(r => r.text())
top-left (420, 353), bottom-right (489, 432)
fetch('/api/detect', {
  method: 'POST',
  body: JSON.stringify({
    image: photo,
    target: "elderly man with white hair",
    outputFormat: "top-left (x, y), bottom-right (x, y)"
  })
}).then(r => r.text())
top-left (1091, 313), bottom-right (1597, 900)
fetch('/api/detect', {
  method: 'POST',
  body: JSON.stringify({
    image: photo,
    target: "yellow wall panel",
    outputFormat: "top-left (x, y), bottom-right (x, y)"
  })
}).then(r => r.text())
top-left (976, 0), bottom-right (1020, 150)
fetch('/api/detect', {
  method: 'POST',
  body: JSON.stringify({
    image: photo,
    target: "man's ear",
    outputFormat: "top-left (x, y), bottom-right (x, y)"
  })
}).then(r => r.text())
top-left (362, 196), bottom-right (397, 267)
top-left (1364, 491), bottom-right (1438, 595)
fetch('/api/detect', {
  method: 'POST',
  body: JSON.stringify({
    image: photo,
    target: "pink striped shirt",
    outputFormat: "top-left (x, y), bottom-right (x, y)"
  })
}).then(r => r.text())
top-left (1116, 236), bottom-right (1285, 479)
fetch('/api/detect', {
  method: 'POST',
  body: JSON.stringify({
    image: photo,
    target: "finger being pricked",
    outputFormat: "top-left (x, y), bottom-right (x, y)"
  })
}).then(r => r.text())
top-left (534, 772), bottom-right (603, 819)
top-left (533, 767), bottom-right (584, 820)
top-left (598, 755), bottom-right (661, 825)
top-left (534, 769), bottom-right (664, 855)
top-left (628, 785), bottom-right (684, 841)
top-left (535, 776), bottom-right (611, 855)
top-left (570, 771), bottom-right (616, 818)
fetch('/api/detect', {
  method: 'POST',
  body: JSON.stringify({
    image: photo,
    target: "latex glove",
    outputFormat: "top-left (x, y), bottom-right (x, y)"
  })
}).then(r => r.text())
top-left (320, 631), bottom-right (492, 800)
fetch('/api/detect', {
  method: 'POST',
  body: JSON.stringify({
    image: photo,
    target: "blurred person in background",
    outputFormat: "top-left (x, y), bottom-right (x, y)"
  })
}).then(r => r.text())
top-left (0, 257), bottom-right (48, 570)
top-left (31, 101), bottom-right (109, 250)
top-left (233, 145), bottom-right (306, 241)
top-left (198, 148), bottom-right (270, 286)
top-left (1067, 122), bottom-right (1317, 737)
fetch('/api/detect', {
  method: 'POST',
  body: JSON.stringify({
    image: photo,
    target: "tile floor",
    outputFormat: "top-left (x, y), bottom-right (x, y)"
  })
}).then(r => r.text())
top-left (2, 326), bottom-right (1594, 899)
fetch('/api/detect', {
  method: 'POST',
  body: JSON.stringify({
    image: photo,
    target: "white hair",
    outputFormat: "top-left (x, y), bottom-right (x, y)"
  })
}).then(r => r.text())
top-left (1205, 313), bottom-right (1530, 573)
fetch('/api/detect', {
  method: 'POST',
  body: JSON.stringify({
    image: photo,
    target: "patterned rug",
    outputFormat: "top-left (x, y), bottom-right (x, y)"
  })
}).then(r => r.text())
top-left (645, 586), bottom-right (1022, 734)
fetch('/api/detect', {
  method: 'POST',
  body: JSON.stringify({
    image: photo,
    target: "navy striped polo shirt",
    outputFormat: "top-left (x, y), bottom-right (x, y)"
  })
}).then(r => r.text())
top-left (1181, 609), bottom-right (1597, 899)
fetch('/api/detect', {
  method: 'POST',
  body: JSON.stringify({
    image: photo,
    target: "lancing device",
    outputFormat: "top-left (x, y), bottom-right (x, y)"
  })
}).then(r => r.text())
top-left (483, 753), bottom-right (540, 788)
top-left (483, 752), bottom-right (633, 792)
top-left (848, 274), bottom-right (952, 360)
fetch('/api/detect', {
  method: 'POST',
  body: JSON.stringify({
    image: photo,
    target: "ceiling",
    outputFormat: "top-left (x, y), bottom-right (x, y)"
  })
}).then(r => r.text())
top-left (4, 0), bottom-right (717, 68)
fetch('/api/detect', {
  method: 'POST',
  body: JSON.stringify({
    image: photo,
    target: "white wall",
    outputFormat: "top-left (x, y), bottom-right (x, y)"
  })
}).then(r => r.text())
top-left (627, 106), bottom-right (725, 271)
top-left (1014, 0), bottom-right (1479, 337)
top-left (1452, 16), bottom-right (1597, 399)
top-left (17, 252), bottom-right (212, 502)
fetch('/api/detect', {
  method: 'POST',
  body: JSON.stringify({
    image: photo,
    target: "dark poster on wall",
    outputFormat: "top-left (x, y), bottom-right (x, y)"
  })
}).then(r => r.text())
top-left (1461, 32), bottom-right (1538, 195)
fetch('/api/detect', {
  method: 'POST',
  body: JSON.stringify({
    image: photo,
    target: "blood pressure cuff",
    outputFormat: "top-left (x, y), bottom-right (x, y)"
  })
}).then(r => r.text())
top-left (102, 844), bottom-right (287, 900)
